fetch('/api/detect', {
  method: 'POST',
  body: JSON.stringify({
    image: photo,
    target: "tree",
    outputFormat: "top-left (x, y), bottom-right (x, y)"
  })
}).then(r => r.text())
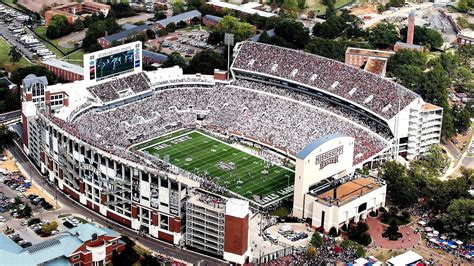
top-left (305, 38), bottom-right (369, 61)
top-left (8, 47), bottom-right (22, 63)
top-left (310, 232), bottom-right (323, 248)
top-left (154, 11), bottom-right (167, 20)
top-left (162, 52), bottom-right (186, 69)
top-left (297, 0), bottom-right (306, 9)
top-left (157, 28), bottom-right (168, 37)
top-left (341, 240), bottom-right (365, 257)
top-left (19, 204), bottom-right (32, 218)
top-left (348, 222), bottom-right (372, 246)
top-left (274, 19), bottom-right (309, 49)
top-left (453, 66), bottom-right (472, 91)
top-left (328, 227), bottom-right (338, 236)
top-left (10, 65), bottom-right (57, 86)
top-left (387, 49), bottom-right (427, 76)
top-left (46, 15), bottom-right (72, 39)
top-left (0, 125), bottom-right (14, 154)
top-left (379, 161), bottom-right (406, 185)
top-left (383, 219), bottom-right (402, 240)
top-left (453, 105), bottom-right (471, 133)
top-left (442, 198), bottom-right (474, 240)
top-left (391, 175), bottom-right (418, 209)
top-left (400, 26), bottom-right (443, 49)
top-left (307, 246), bottom-right (317, 257)
top-left (418, 145), bottom-right (450, 175)
top-left (368, 22), bottom-right (399, 48)
top-left (216, 16), bottom-right (254, 42)
top-left (0, 86), bottom-right (21, 114)
top-left (442, 109), bottom-right (456, 140)
top-left (279, 0), bottom-right (298, 19)
top-left (110, 3), bottom-right (136, 18)
top-left (112, 236), bottom-right (140, 266)
top-left (171, 0), bottom-right (186, 15)
top-left (312, 14), bottom-right (347, 39)
top-left (83, 17), bottom-right (121, 52)
top-left (165, 23), bottom-right (177, 33)
top-left (419, 64), bottom-right (451, 108)
top-left (41, 220), bottom-right (58, 235)
top-left (72, 19), bottom-right (84, 31)
top-left (186, 50), bottom-right (226, 75)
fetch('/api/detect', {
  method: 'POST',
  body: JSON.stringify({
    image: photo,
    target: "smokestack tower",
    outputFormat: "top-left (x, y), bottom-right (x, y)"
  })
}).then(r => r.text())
top-left (407, 12), bottom-right (415, 45)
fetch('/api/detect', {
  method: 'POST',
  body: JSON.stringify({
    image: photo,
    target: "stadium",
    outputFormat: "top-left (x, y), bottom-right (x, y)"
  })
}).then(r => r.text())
top-left (20, 41), bottom-right (442, 263)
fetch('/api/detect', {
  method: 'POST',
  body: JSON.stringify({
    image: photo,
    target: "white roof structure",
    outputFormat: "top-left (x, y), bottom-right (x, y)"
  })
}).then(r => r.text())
top-left (354, 258), bottom-right (369, 266)
top-left (386, 250), bottom-right (423, 265)
top-left (209, 0), bottom-right (276, 17)
top-left (42, 58), bottom-right (84, 76)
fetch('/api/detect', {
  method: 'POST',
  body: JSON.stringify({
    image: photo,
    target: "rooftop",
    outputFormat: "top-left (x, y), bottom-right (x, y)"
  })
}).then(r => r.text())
top-left (208, 0), bottom-right (276, 18)
top-left (103, 24), bottom-right (151, 43)
top-left (42, 58), bottom-right (84, 76)
top-left (309, 177), bottom-right (384, 206)
top-left (458, 29), bottom-right (474, 39)
top-left (346, 47), bottom-right (395, 58)
top-left (364, 58), bottom-right (387, 76)
top-left (422, 102), bottom-right (443, 111)
top-left (157, 10), bottom-right (202, 27)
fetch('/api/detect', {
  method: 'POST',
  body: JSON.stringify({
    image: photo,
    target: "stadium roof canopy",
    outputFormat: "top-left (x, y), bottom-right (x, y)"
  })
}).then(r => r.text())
top-left (157, 10), bottom-right (202, 27)
top-left (296, 134), bottom-right (347, 160)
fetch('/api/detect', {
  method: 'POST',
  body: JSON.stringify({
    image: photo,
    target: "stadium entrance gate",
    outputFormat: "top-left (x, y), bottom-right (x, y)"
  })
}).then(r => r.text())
top-left (255, 246), bottom-right (295, 264)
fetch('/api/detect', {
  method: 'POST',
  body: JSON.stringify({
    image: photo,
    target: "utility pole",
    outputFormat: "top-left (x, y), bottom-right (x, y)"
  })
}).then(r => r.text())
top-left (224, 33), bottom-right (234, 80)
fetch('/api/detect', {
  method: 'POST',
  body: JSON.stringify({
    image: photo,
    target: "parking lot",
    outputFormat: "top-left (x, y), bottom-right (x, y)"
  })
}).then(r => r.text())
top-left (152, 30), bottom-right (214, 57)
top-left (0, 4), bottom-right (55, 61)
top-left (0, 152), bottom-right (92, 249)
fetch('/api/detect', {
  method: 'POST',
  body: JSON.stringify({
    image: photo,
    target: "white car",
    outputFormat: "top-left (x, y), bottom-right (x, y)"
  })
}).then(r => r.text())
top-left (0, 216), bottom-right (6, 222)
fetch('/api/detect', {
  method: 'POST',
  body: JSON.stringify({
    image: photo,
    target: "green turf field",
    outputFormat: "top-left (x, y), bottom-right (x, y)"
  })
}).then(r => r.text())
top-left (140, 130), bottom-right (295, 206)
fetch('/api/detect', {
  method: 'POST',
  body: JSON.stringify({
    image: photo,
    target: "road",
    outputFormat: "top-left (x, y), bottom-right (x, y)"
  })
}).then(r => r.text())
top-left (8, 143), bottom-right (226, 266)
top-left (0, 110), bottom-right (21, 124)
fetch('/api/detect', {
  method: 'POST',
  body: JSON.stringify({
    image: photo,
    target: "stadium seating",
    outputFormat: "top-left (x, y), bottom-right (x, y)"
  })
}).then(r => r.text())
top-left (60, 85), bottom-right (388, 166)
top-left (232, 42), bottom-right (418, 119)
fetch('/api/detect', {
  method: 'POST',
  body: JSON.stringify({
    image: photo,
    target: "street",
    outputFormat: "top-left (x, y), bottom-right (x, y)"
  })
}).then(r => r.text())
top-left (8, 143), bottom-right (226, 266)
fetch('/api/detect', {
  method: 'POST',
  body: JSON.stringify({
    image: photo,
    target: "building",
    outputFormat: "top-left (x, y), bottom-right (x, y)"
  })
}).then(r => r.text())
top-left (142, 50), bottom-right (168, 65)
top-left (45, 1), bottom-right (111, 26)
top-left (0, 223), bottom-right (125, 265)
top-left (292, 134), bottom-right (387, 231)
top-left (42, 58), bottom-right (84, 82)
top-left (18, 42), bottom-right (443, 264)
top-left (0, 77), bottom-right (16, 90)
top-left (202, 14), bottom-right (223, 28)
top-left (208, 1), bottom-right (276, 18)
top-left (407, 12), bottom-right (415, 45)
top-left (394, 12), bottom-right (424, 52)
top-left (345, 47), bottom-right (395, 76)
top-left (186, 190), bottom-right (251, 264)
top-left (154, 10), bottom-right (202, 29)
top-left (457, 29), bottom-right (474, 46)
top-left (386, 250), bottom-right (424, 265)
top-left (97, 24), bottom-right (151, 49)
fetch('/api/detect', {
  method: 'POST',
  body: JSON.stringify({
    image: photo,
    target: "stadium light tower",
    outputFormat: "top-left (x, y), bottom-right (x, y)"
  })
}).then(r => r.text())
top-left (224, 33), bottom-right (234, 80)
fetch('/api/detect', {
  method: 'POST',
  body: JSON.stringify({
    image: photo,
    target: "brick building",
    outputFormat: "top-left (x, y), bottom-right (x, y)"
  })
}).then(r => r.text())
top-left (45, 1), bottom-right (110, 26)
top-left (42, 58), bottom-right (84, 82)
top-left (0, 223), bottom-right (125, 265)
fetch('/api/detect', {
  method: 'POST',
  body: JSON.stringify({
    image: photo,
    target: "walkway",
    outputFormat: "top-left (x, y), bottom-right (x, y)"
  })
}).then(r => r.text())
top-left (367, 217), bottom-right (420, 249)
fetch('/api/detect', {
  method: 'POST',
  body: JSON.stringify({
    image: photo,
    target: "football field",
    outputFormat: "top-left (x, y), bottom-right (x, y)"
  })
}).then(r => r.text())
top-left (139, 130), bottom-right (294, 206)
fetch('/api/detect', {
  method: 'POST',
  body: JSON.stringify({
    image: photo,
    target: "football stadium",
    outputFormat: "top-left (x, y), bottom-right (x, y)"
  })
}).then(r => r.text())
top-left (19, 41), bottom-right (443, 263)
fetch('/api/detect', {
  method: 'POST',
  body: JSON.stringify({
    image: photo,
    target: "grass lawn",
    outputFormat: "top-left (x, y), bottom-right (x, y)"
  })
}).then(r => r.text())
top-left (0, 38), bottom-right (32, 72)
top-left (33, 27), bottom-right (77, 54)
top-left (306, 0), bottom-right (354, 14)
top-left (141, 130), bottom-right (294, 206)
top-left (60, 49), bottom-right (85, 67)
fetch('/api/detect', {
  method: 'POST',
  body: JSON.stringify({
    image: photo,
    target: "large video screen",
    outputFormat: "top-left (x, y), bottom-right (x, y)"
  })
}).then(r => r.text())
top-left (83, 41), bottom-right (142, 82)
top-left (95, 50), bottom-right (134, 80)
